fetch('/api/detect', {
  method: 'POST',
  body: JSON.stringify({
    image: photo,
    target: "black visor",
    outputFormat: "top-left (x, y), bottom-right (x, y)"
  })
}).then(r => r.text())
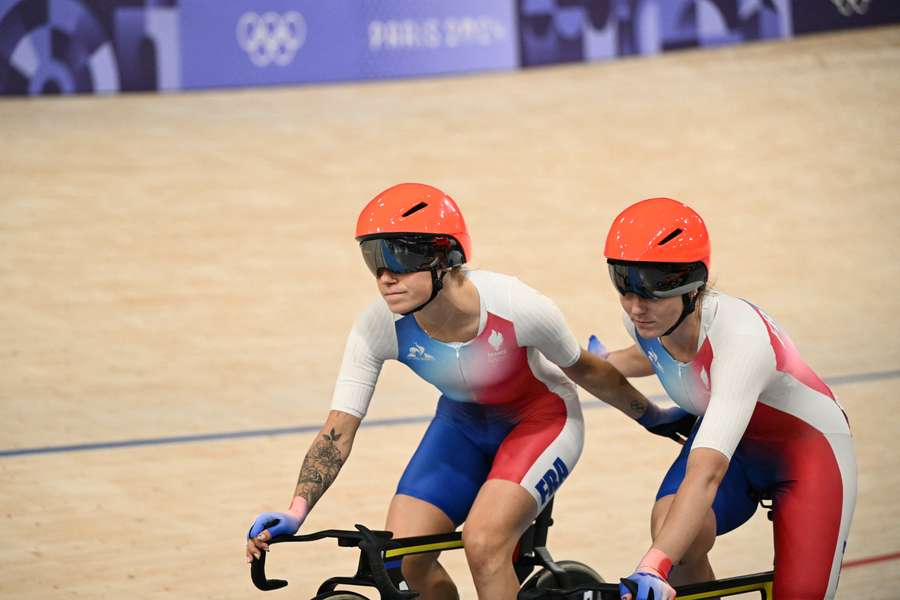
top-left (607, 260), bottom-right (707, 299)
top-left (359, 235), bottom-right (455, 276)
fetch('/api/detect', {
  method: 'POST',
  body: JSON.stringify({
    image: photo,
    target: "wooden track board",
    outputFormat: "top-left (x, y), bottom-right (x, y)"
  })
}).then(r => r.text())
top-left (1, 25), bottom-right (898, 599)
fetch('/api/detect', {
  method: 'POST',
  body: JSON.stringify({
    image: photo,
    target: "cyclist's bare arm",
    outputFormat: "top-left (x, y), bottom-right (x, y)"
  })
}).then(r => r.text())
top-left (247, 410), bottom-right (361, 561)
top-left (607, 343), bottom-right (655, 377)
top-left (295, 410), bottom-right (361, 507)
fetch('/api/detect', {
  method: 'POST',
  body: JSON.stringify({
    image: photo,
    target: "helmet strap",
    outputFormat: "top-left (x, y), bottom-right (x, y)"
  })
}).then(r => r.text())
top-left (401, 268), bottom-right (447, 316)
top-left (661, 288), bottom-right (702, 337)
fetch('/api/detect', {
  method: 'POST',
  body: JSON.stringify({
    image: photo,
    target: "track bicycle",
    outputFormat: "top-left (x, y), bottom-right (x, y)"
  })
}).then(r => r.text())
top-left (249, 498), bottom-right (775, 599)
top-left (250, 498), bottom-right (604, 599)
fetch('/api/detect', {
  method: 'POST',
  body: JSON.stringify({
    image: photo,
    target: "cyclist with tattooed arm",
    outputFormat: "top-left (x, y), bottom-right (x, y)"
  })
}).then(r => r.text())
top-left (245, 183), bottom-right (691, 600)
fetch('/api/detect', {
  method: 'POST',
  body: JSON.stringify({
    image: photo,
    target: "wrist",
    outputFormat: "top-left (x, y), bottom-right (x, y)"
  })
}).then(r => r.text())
top-left (288, 496), bottom-right (310, 519)
top-left (636, 401), bottom-right (660, 427)
top-left (637, 547), bottom-right (673, 580)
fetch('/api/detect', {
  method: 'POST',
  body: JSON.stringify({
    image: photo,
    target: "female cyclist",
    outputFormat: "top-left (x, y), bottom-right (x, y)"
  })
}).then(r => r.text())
top-left (245, 183), bottom-right (684, 600)
top-left (592, 198), bottom-right (856, 600)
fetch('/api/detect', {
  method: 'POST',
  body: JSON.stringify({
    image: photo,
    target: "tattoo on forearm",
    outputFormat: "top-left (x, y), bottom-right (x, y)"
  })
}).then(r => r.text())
top-left (631, 399), bottom-right (644, 414)
top-left (296, 428), bottom-right (345, 507)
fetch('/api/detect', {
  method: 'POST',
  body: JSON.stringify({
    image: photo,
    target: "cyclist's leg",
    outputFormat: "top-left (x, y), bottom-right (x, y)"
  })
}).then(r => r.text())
top-left (385, 495), bottom-right (458, 600)
top-left (463, 480), bottom-right (539, 600)
top-left (463, 391), bottom-right (583, 600)
top-left (388, 399), bottom-right (493, 599)
top-left (771, 432), bottom-right (856, 600)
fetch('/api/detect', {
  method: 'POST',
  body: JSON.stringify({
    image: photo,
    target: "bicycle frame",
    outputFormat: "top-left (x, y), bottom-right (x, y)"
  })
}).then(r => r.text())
top-left (522, 572), bottom-right (774, 600)
top-left (251, 498), bottom-right (583, 599)
top-left (249, 497), bottom-right (775, 599)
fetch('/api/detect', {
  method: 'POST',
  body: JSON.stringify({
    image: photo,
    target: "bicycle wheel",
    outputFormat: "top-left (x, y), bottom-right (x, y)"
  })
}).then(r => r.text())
top-left (520, 559), bottom-right (605, 590)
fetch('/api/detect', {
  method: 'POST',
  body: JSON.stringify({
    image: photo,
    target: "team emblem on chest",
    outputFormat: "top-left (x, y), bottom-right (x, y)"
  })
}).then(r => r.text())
top-left (487, 329), bottom-right (508, 361)
top-left (407, 342), bottom-right (434, 361)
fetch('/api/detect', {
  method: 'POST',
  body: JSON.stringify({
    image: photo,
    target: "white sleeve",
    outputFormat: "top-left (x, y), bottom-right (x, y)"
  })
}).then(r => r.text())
top-left (512, 285), bottom-right (581, 368)
top-left (329, 299), bottom-right (398, 419)
top-left (691, 332), bottom-right (776, 460)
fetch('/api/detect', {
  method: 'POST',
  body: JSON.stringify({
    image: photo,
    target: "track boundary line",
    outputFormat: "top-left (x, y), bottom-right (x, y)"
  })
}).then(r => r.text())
top-left (3, 368), bottom-right (898, 458)
top-left (842, 550), bottom-right (900, 570)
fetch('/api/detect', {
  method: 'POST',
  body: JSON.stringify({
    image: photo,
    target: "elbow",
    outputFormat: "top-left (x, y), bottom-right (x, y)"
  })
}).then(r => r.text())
top-left (682, 470), bottom-right (725, 509)
top-left (703, 466), bottom-right (727, 491)
top-left (684, 448), bottom-right (730, 493)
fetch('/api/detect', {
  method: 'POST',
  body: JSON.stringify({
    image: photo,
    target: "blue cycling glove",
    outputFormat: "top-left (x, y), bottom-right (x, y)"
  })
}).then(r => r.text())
top-left (638, 401), bottom-right (697, 444)
top-left (248, 497), bottom-right (309, 540)
top-left (619, 571), bottom-right (676, 600)
top-left (587, 334), bottom-right (609, 359)
top-left (620, 549), bottom-right (676, 600)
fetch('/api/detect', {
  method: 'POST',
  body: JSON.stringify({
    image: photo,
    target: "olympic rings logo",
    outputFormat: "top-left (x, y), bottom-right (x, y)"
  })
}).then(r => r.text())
top-left (831, 0), bottom-right (871, 16)
top-left (236, 11), bottom-right (306, 67)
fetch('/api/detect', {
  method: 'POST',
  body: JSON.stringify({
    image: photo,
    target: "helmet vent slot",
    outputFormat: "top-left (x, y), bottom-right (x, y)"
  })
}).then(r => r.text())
top-left (658, 228), bottom-right (683, 246)
top-left (402, 202), bottom-right (428, 217)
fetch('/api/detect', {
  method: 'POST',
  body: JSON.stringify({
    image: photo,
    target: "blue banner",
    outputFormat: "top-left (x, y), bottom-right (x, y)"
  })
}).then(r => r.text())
top-left (791, 0), bottom-right (900, 34)
top-left (360, 0), bottom-right (517, 79)
top-left (178, 0), bottom-right (517, 89)
top-left (2, 0), bottom-right (898, 95)
top-left (180, 0), bottom-right (361, 89)
top-left (518, 0), bottom-right (794, 66)
top-left (0, 0), bottom-right (178, 95)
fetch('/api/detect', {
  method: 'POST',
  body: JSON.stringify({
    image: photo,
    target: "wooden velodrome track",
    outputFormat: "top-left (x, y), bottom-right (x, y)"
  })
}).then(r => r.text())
top-left (1, 25), bottom-right (899, 600)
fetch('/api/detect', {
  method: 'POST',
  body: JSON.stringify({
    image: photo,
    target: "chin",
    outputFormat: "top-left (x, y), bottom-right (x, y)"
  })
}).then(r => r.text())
top-left (634, 323), bottom-right (663, 338)
top-left (383, 296), bottom-right (413, 314)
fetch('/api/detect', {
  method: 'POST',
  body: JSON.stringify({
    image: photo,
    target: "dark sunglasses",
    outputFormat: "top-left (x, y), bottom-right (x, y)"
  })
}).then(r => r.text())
top-left (359, 236), bottom-right (453, 276)
top-left (607, 260), bottom-right (707, 299)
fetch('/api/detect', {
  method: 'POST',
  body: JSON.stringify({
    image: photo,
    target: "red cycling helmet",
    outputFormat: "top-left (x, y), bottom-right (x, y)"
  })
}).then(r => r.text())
top-left (356, 183), bottom-right (471, 315)
top-left (604, 197), bottom-right (709, 270)
top-left (604, 197), bottom-right (711, 336)
top-left (355, 182), bottom-right (471, 264)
